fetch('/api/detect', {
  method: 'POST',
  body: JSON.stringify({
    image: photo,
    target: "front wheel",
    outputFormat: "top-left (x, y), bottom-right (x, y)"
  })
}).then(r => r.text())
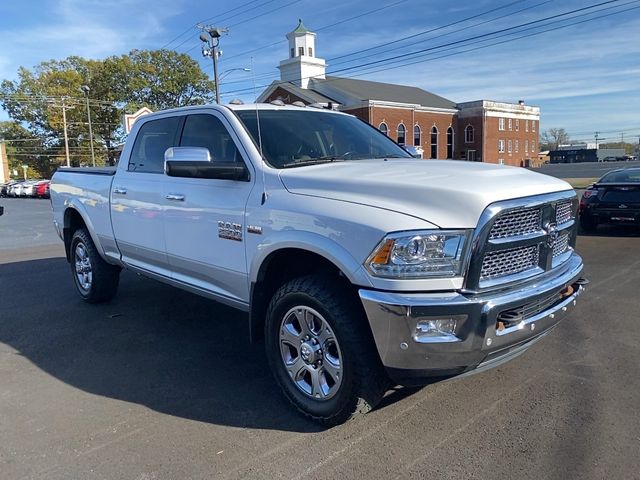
top-left (70, 228), bottom-right (121, 303)
top-left (265, 275), bottom-right (388, 426)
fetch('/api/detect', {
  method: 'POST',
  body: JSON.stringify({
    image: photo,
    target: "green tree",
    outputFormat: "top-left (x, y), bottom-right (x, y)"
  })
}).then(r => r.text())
top-left (0, 121), bottom-right (50, 178)
top-left (1, 50), bottom-right (215, 170)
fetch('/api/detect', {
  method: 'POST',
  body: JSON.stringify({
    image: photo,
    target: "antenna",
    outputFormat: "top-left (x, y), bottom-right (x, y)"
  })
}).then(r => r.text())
top-left (251, 57), bottom-right (267, 205)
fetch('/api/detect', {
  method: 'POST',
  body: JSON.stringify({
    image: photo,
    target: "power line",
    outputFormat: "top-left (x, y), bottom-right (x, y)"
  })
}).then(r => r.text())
top-left (184, 0), bottom-right (302, 55)
top-left (330, 1), bottom-right (640, 80)
top-left (218, 0), bottom-right (547, 86)
top-left (328, 0), bottom-right (554, 68)
top-left (218, 0), bottom-right (412, 64)
top-left (329, 0), bottom-right (529, 63)
top-left (160, 0), bottom-right (265, 50)
top-left (219, 0), bottom-right (634, 97)
top-left (327, 0), bottom-right (625, 77)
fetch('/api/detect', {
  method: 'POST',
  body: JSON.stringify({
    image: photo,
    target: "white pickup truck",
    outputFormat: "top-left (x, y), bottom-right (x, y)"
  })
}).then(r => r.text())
top-left (51, 103), bottom-right (587, 425)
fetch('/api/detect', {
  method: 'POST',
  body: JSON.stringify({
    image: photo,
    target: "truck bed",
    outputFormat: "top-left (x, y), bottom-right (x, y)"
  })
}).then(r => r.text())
top-left (56, 167), bottom-right (117, 176)
top-left (50, 168), bottom-right (117, 260)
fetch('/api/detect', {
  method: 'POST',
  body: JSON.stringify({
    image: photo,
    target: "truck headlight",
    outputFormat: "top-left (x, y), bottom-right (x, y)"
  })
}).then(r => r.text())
top-left (365, 230), bottom-right (471, 278)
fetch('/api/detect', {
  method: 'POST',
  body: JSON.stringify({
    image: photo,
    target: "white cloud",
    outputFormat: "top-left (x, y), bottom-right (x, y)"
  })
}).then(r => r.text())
top-left (0, 0), bottom-right (187, 80)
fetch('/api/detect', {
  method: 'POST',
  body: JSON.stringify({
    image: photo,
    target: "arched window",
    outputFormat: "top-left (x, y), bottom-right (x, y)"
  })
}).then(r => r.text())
top-left (413, 125), bottom-right (421, 146)
top-left (379, 122), bottom-right (388, 136)
top-left (465, 125), bottom-right (474, 143)
top-left (430, 126), bottom-right (438, 159)
top-left (446, 127), bottom-right (454, 159)
top-left (397, 124), bottom-right (406, 145)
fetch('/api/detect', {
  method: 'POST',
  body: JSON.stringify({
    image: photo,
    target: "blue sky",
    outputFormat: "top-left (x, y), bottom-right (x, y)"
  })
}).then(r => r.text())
top-left (1, 0), bottom-right (639, 143)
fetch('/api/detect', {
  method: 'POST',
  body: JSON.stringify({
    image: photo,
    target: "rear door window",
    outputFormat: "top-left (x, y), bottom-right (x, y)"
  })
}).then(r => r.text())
top-left (128, 116), bottom-right (182, 173)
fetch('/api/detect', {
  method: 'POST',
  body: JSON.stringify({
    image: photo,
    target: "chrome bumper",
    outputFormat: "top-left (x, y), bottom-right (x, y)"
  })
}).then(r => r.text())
top-left (359, 253), bottom-right (586, 384)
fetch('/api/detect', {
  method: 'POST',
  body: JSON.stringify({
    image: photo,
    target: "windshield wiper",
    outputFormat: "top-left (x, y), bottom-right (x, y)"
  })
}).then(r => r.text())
top-left (370, 154), bottom-right (409, 159)
top-left (281, 156), bottom-right (347, 168)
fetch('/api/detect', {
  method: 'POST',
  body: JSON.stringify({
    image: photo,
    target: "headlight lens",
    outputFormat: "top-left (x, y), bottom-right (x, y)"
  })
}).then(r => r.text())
top-left (365, 230), bottom-right (471, 278)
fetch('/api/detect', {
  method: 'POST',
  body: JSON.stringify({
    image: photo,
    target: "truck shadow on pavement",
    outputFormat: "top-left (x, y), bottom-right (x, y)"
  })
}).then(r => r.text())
top-left (0, 257), bottom-right (331, 433)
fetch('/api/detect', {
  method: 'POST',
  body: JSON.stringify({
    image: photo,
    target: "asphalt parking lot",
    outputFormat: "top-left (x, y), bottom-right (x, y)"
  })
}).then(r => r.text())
top-left (1, 197), bottom-right (639, 480)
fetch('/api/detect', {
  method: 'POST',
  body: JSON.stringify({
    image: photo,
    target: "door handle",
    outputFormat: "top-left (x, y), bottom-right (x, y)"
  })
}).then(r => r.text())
top-left (113, 187), bottom-right (127, 195)
top-left (165, 193), bottom-right (185, 201)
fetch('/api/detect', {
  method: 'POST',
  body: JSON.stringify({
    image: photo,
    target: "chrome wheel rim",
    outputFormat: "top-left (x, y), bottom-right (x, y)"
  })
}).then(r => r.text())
top-left (279, 306), bottom-right (343, 401)
top-left (74, 242), bottom-right (93, 292)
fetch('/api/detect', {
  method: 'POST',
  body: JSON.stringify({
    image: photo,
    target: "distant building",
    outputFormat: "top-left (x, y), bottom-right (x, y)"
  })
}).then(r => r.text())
top-left (259, 20), bottom-right (541, 166)
top-left (549, 148), bottom-right (598, 163)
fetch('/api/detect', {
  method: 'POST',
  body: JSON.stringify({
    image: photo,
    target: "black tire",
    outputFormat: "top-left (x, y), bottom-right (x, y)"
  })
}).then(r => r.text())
top-left (70, 228), bottom-right (120, 303)
top-left (265, 275), bottom-right (388, 426)
top-left (579, 214), bottom-right (597, 233)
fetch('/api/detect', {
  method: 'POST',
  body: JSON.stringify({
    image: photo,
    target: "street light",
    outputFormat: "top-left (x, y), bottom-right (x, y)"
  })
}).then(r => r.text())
top-left (219, 68), bottom-right (251, 80)
top-left (80, 85), bottom-right (96, 167)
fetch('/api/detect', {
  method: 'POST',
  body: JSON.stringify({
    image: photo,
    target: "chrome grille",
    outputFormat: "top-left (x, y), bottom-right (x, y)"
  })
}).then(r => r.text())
top-left (489, 208), bottom-right (541, 239)
top-left (480, 245), bottom-right (539, 280)
top-left (552, 233), bottom-right (570, 257)
top-left (555, 201), bottom-right (573, 225)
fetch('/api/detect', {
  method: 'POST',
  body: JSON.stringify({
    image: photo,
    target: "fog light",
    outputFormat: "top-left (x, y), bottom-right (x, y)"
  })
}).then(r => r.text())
top-left (413, 315), bottom-right (465, 343)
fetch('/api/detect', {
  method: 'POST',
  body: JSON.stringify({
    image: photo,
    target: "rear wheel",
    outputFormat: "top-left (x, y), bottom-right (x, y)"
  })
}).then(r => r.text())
top-left (70, 228), bottom-right (120, 303)
top-left (265, 275), bottom-right (388, 426)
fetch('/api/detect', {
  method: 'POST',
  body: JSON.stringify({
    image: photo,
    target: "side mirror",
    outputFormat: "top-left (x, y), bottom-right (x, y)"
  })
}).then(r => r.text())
top-left (164, 146), bottom-right (211, 169)
top-left (164, 147), bottom-right (250, 181)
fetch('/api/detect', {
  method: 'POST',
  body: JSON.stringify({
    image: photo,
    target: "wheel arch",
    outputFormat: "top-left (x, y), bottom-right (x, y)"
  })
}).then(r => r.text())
top-left (62, 205), bottom-right (105, 263)
top-left (249, 246), bottom-right (365, 343)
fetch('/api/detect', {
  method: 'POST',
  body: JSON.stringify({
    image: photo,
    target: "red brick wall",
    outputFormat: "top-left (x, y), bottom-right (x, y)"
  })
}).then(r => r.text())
top-left (341, 107), bottom-right (370, 122)
top-left (456, 115), bottom-right (484, 162)
top-left (264, 86), bottom-right (308, 104)
top-left (485, 117), bottom-right (539, 166)
top-left (367, 106), bottom-right (456, 159)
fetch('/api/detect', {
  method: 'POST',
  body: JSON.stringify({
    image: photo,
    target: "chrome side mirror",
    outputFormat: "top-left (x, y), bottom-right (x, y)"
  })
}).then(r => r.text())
top-left (164, 147), bottom-right (211, 174)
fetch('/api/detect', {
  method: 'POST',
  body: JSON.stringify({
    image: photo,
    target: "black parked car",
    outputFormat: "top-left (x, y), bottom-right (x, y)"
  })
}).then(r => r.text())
top-left (579, 167), bottom-right (640, 231)
top-left (1, 181), bottom-right (16, 197)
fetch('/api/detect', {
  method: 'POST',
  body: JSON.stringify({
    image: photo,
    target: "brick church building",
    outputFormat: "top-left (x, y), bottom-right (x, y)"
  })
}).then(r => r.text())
top-left (259, 20), bottom-right (540, 167)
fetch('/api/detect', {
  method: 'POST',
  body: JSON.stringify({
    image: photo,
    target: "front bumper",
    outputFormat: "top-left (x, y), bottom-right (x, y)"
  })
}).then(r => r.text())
top-left (359, 253), bottom-right (586, 385)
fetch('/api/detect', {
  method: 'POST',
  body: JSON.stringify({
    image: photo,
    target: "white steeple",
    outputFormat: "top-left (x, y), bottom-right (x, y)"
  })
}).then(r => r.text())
top-left (278, 19), bottom-right (326, 89)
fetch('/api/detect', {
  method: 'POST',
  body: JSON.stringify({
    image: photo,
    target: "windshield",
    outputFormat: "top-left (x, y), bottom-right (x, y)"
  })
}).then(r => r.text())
top-left (599, 169), bottom-right (640, 183)
top-left (235, 109), bottom-right (412, 168)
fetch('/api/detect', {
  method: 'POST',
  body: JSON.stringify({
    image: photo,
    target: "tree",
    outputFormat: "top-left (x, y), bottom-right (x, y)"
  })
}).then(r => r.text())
top-left (0, 121), bottom-right (50, 178)
top-left (540, 128), bottom-right (570, 151)
top-left (119, 49), bottom-right (215, 110)
top-left (0, 50), bottom-right (215, 171)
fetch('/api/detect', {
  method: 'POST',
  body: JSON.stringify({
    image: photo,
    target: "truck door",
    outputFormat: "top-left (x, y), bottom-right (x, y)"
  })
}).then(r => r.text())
top-left (110, 115), bottom-right (182, 276)
top-left (162, 112), bottom-right (254, 305)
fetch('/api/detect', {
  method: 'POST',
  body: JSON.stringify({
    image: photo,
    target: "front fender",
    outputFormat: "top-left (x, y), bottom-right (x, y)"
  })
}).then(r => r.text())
top-left (249, 230), bottom-right (374, 288)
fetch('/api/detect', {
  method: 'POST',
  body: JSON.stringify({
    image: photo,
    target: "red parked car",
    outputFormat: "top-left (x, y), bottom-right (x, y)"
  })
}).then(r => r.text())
top-left (35, 180), bottom-right (50, 199)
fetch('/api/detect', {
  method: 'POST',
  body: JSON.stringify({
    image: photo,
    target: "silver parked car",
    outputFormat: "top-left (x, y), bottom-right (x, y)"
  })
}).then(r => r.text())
top-left (22, 181), bottom-right (40, 197)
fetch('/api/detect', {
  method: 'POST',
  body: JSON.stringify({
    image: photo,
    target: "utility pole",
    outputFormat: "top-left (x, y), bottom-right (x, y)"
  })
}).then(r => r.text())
top-left (594, 131), bottom-right (599, 150)
top-left (49, 98), bottom-right (74, 167)
top-left (199, 25), bottom-right (228, 104)
top-left (80, 85), bottom-right (96, 167)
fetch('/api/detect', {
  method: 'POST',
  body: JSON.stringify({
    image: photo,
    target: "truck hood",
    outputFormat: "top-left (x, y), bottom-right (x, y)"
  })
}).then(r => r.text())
top-left (279, 159), bottom-right (573, 228)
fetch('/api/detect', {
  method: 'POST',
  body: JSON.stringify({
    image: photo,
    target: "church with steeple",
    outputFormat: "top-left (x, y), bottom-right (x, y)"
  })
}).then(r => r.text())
top-left (258, 20), bottom-right (541, 166)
